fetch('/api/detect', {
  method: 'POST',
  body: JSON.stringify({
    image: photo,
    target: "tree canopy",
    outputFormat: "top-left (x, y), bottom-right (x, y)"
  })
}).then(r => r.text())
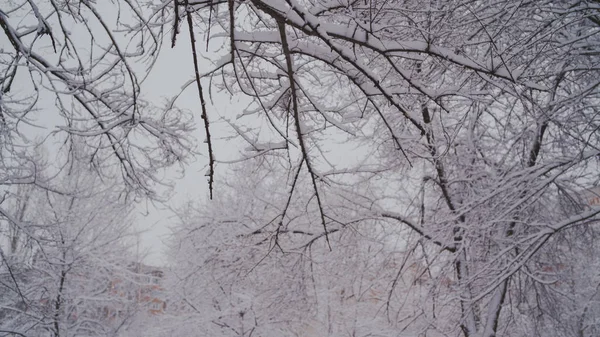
top-left (2, 0), bottom-right (600, 336)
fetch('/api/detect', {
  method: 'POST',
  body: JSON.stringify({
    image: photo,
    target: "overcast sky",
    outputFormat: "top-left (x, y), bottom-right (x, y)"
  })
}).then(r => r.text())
top-left (135, 28), bottom-right (238, 266)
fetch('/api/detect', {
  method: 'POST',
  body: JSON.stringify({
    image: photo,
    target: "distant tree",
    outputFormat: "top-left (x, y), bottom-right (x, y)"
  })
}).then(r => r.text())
top-left (164, 169), bottom-right (407, 337)
top-left (0, 154), bottom-right (145, 336)
top-left (163, 161), bottom-right (446, 336)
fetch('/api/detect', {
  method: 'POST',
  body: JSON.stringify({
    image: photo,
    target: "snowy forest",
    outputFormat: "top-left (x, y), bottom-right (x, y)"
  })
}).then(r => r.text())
top-left (1, 0), bottom-right (600, 336)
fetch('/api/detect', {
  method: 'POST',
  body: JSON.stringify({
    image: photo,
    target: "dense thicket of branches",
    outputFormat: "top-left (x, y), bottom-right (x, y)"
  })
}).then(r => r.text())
top-left (1, 1), bottom-right (192, 335)
top-left (166, 0), bottom-right (600, 336)
top-left (1, 0), bottom-right (194, 197)
top-left (2, 0), bottom-right (600, 336)
top-left (0, 162), bottom-right (142, 336)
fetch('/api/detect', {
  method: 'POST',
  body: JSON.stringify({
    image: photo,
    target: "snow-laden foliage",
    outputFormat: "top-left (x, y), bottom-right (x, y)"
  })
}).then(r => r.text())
top-left (0, 0), bottom-right (194, 197)
top-left (165, 0), bottom-right (600, 336)
top-left (2, 0), bottom-right (600, 336)
top-left (0, 156), bottom-right (146, 336)
top-left (1, 2), bottom-right (194, 335)
top-left (163, 167), bottom-right (443, 336)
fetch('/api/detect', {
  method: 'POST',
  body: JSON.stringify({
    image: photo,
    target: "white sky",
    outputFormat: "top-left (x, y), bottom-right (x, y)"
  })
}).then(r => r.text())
top-left (135, 28), bottom-right (239, 266)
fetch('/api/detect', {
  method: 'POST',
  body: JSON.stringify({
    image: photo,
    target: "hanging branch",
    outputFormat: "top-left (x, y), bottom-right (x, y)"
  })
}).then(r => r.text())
top-left (171, 0), bottom-right (180, 48)
top-left (184, 0), bottom-right (215, 199)
top-left (277, 20), bottom-right (331, 250)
